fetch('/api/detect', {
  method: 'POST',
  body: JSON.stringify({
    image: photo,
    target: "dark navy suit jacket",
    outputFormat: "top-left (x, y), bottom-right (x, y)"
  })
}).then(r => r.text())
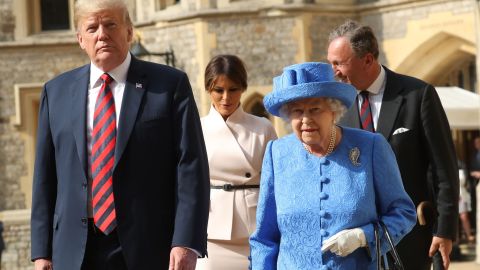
top-left (31, 56), bottom-right (210, 270)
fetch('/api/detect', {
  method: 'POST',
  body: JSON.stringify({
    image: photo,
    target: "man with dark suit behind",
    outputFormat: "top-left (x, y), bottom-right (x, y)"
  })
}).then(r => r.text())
top-left (327, 20), bottom-right (458, 270)
top-left (30, 0), bottom-right (209, 269)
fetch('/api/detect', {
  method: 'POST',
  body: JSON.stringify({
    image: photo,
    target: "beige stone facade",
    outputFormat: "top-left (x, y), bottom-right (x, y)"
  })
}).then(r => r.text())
top-left (0, 0), bottom-right (479, 268)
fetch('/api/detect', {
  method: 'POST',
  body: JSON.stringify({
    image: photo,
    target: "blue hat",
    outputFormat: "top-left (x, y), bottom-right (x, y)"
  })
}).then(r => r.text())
top-left (264, 62), bottom-right (356, 117)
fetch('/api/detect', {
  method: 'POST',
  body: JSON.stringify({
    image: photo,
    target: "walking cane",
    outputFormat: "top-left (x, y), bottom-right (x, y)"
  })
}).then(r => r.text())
top-left (417, 201), bottom-right (444, 270)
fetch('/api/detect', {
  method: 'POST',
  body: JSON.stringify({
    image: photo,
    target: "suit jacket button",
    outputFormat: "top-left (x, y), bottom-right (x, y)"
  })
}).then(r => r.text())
top-left (82, 182), bottom-right (87, 189)
top-left (245, 172), bottom-right (251, 178)
top-left (81, 218), bottom-right (87, 225)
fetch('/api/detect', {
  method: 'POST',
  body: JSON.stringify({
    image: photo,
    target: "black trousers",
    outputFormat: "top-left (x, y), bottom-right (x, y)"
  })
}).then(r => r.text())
top-left (395, 223), bottom-right (433, 270)
top-left (81, 220), bottom-right (128, 270)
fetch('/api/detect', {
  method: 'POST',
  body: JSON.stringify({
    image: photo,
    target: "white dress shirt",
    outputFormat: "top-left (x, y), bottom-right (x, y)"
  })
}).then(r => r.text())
top-left (87, 53), bottom-right (131, 217)
top-left (356, 65), bottom-right (386, 130)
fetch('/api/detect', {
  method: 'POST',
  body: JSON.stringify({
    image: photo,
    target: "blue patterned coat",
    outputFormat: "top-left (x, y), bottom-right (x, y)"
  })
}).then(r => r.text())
top-left (250, 127), bottom-right (416, 270)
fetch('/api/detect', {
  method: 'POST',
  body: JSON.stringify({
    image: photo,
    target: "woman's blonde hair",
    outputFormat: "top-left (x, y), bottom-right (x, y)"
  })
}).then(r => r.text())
top-left (74, 0), bottom-right (132, 31)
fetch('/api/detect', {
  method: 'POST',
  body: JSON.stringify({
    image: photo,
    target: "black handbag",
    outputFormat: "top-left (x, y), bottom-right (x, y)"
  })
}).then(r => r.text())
top-left (373, 221), bottom-right (404, 270)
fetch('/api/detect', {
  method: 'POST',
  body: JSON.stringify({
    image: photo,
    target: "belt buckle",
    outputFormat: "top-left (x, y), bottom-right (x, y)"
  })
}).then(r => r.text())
top-left (223, 184), bottom-right (233, 191)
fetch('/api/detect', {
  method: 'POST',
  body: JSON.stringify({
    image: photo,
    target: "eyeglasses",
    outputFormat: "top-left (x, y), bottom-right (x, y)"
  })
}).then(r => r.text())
top-left (330, 56), bottom-right (354, 69)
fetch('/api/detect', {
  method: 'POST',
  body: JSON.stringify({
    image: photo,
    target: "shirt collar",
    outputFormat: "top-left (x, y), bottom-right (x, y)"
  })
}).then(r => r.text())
top-left (90, 53), bottom-right (131, 87)
top-left (358, 64), bottom-right (385, 95)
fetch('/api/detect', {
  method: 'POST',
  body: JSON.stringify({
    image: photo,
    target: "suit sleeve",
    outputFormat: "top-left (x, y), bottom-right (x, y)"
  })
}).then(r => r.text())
top-left (31, 86), bottom-right (57, 261)
top-left (249, 141), bottom-right (280, 270)
top-left (362, 134), bottom-right (417, 256)
top-left (420, 85), bottom-right (459, 239)
top-left (171, 73), bottom-right (210, 256)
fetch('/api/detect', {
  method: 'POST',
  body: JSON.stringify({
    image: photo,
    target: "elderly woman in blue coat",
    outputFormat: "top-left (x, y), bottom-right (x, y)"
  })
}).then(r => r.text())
top-left (249, 62), bottom-right (416, 269)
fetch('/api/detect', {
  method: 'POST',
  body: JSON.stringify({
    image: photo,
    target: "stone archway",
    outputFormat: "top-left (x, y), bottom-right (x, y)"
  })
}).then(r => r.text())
top-left (395, 32), bottom-right (476, 86)
top-left (395, 32), bottom-right (478, 166)
top-left (243, 92), bottom-right (270, 119)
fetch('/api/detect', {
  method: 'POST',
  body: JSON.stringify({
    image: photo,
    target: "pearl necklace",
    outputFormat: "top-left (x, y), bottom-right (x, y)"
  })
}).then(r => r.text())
top-left (303, 125), bottom-right (337, 157)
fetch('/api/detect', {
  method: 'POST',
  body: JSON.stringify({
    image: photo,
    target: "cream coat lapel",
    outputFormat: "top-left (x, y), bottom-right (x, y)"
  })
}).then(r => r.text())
top-left (203, 106), bottom-right (256, 184)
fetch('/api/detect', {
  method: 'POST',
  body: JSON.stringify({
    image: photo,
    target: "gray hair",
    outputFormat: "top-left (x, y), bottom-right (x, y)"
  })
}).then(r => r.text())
top-left (279, 98), bottom-right (347, 123)
top-left (74, 0), bottom-right (132, 31)
top-left (328, 20), bottom-right (379, 59)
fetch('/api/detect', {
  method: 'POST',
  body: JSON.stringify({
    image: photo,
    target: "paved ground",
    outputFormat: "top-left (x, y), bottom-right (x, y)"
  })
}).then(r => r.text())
top-left (449, 243), bottom-right (478, 270)
top-left (450, 260), bottom-right (479, 270)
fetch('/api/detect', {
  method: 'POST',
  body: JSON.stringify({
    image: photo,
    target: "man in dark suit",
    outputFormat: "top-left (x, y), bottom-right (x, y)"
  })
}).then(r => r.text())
top-left (30, 1), bottom-right (209, 269)
top-left (327, 20), bottom-right (458, 270)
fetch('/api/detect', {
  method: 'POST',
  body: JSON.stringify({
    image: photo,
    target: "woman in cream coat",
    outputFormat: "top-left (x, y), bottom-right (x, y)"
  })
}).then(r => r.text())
top-left (196, 55), bottom-right (277, 270)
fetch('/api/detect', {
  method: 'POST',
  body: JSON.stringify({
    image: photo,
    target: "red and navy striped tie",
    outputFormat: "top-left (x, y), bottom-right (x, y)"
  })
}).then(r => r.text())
top-left (359, 91), bottom-right (375, 132)
top-left (92, 73), bottom-right (117, 234)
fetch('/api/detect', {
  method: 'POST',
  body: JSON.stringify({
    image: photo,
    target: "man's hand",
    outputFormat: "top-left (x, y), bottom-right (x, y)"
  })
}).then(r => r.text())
top-left (470, 171), bottom-right (480, 179)
top-left (169, 247), bottom-right (197, 270)
top-left (34, 259), bottom-right (52, 270)
top-left (429, 236), bottom-right (452, 270)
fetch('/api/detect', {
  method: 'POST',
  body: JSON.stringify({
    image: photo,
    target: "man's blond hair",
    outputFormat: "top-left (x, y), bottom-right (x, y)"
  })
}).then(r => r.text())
top-left (74, 0), bottom-right (132, 31)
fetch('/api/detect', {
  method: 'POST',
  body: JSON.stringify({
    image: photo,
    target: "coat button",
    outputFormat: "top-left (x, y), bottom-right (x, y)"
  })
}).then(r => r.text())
top-left (319, 192), bottom-right (328, 200)
top-left (245, 172), bottom-right (251, 178)
top-left (82, 182), bottom-right (87, 189)
top-left (319, 157), bottom-right (329, 165)
top-left (81, 217), bottom-right (87, 224)
top-left (319, 210), bottom-right (327, 217)
top-left (319, 176), bottom-right (329, 184)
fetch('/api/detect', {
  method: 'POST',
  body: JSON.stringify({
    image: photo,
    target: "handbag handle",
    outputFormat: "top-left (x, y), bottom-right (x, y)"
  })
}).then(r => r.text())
top-left (374, 221), bottom-right (405, 270)
top-left (374, 223), bottom-right (382, 270)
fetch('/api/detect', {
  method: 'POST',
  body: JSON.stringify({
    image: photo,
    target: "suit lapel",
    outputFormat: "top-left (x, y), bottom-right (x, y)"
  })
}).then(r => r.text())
top-left (71, 65), bottom-right (90, 179)
top-left (376, 67), bottom-right (404, 140)
top-left (339, 95), bottom-right (360, 129)
top-left (114, 57), bottom-right (146, 169)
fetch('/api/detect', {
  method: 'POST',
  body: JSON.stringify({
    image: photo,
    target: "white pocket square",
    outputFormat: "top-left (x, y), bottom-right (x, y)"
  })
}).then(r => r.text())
top-left (393, 127), bottom-right (409, 135)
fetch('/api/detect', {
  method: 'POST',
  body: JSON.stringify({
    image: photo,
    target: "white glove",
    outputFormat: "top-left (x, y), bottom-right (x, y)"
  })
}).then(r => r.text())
top-left (321, 228), bottom-right (366, 257)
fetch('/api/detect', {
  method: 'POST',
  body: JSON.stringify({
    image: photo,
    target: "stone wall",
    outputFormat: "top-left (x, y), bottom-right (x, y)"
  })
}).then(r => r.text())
top-left (0, 44), bottom-right (88, 211)
top-left (0, 0), bottom-right (478, 269)
top-left (310, 14), bottom-right (353, 62)
top-left (209, 15), bottom-right (297, 86)
top-left (0, 0), bottom-right (14, 41)
top-left (142, 14), bottom-right (299, 102)
top-left (0, 43), bottom-right (88, 268)
top-left (0, 210), bottom-right (31, 270)
top-left (361, 0), bottom-right (473, 65)
top-left (142, 23), bottom-right (201, 102)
